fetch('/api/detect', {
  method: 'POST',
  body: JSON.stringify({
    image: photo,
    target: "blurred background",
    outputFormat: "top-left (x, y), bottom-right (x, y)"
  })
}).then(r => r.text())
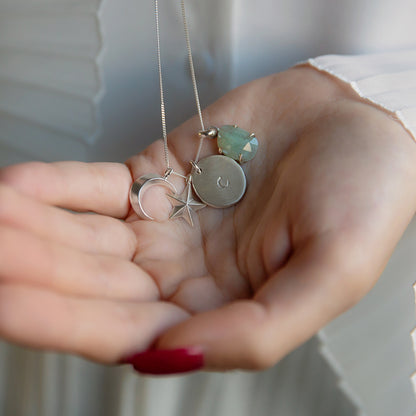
top-left (0, 0), bottom-right (415, 415)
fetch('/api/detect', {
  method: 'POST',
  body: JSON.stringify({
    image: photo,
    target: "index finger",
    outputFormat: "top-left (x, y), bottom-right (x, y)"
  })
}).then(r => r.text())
top-left (0, 161), bottom-right (133, 218)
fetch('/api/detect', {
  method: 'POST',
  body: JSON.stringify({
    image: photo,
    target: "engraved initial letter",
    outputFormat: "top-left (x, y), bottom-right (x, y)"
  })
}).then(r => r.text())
top-left (217, 177), bottom-right (230, 189)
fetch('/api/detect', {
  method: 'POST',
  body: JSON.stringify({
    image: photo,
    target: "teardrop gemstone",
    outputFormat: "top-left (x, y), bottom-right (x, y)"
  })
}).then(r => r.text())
top-left (217, 125), bottom-right (259, 163)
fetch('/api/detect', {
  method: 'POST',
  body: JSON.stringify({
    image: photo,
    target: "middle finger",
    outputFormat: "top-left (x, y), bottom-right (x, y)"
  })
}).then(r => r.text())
top-left (0, 184), bottom-right (137, 259)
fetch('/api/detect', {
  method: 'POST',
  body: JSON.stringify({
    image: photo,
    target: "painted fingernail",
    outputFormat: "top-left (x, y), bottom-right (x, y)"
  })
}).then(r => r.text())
top-left (119, 347), bottom-right (204, 375)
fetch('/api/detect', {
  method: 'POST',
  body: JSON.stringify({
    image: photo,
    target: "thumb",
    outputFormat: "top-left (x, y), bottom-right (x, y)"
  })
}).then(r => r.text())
top-left (154, 234), bottom-right (372, 372)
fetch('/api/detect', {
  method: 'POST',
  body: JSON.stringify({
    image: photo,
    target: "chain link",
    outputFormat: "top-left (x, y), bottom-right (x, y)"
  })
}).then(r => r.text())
top-left (180, 0), bottom-right (206, 163)
top-left (155, 0), bottom-right (170, 170)
top-left (155, 0), bottom-right (207, 175)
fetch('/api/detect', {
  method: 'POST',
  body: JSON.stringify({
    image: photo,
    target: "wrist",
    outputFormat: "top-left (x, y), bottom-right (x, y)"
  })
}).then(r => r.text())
top-left (297, 62), bottom-right (416, 146)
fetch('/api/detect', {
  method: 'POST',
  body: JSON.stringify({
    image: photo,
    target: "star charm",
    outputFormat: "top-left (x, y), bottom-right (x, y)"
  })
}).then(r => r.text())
top-left (168, 182), bottom-right (206, 227)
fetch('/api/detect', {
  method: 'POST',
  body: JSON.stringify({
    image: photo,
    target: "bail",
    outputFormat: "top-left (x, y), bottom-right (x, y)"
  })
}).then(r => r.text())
top-left (190, 160), bottom-right (202, 175)
top-left (199, 127), bottom-right (218, 139)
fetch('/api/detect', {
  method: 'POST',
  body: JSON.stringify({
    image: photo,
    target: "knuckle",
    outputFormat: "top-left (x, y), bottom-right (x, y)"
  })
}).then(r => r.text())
top-left (0, 287), bottom-right (9, 332)
top-left (88, 164), bottom-right (106, 197)
top-left (0, 286), bottom-right (23, 342)
top-left (321, 233), bottom-right (377, 309)
top-left (341, 270), bottom-right (375, 310)
top-left (124, 226), bottom-right (139, 258)
top-left (233, 302), bottom-right (279, 371)
top-left (0, 162), bottom-right (34, 184)
top-left (240, 331), bottom-right (278, 371)
top-left (0, 184), bottom-right (24, 226)
top-left (0, 162), bottom-right (49, 194)
top-left (246, 348), bottom-right (276, 371)
top-left (0, 184), bottom-right (12, 221)
top-left (82, 217), bottom-right (102, 247)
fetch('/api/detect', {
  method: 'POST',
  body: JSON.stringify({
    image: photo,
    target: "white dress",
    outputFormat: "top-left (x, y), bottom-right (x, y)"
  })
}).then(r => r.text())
top-left (0, 0), bottom-right (415, 415)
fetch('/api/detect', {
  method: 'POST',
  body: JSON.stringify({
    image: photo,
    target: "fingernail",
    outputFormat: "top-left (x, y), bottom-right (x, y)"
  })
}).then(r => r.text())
top-left (119, 347), bottom-right (204, 375)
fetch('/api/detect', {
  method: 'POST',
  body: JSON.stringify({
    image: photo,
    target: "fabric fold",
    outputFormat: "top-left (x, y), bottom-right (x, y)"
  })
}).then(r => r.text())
top-left (308, 49), bottom-right (416, 142)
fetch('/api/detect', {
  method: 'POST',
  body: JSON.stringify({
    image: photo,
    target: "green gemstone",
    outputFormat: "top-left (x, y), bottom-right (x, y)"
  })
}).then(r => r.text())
top-left (217, 125), bottom-right (259, 163)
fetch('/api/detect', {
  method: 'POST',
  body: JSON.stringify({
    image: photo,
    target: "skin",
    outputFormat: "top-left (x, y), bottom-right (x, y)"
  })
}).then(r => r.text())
top-left (0, 66), bottom-right (415, 371)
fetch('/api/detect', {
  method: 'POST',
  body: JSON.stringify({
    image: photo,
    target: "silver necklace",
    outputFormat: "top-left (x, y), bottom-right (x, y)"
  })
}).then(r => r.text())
top-left (130, 0), bottom-right (259, 227)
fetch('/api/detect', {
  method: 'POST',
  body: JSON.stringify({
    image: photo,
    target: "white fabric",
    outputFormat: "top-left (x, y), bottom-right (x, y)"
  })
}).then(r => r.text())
top-left (308, 50), bottom-right (416, 141)
top-left (317, 219), bottom-right (416, 415)
top-left (0, 0), bottom-right (416, 415)
top-left (307, 49), bottom-right (416, 414)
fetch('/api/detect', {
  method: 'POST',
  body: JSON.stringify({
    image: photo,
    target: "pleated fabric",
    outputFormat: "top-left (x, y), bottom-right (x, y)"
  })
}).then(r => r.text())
top-left (309, 50), bottom-right (416, 415)
top-left (0, 338), bottom-right (359, 416)
top-left (1, 1), bottom-right (416, 415)
top-left (317, 219), bottom-right (416, 415)
top-left (308, 50), bottom-right (416, 141)
top-left (0, 0), bottom-right (103, 164)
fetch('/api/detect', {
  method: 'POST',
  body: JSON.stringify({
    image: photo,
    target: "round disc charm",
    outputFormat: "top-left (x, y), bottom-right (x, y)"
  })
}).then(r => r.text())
top-left (191, 155), bottom-right (247, 208)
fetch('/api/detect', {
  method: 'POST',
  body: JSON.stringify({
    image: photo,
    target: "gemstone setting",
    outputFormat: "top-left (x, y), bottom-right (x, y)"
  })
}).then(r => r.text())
top-left (217, 125), bottom-right (258, 163)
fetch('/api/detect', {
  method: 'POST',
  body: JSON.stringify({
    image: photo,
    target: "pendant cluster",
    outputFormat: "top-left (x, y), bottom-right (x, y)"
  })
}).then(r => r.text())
top-left (130, 125), bottom-right (259, 226)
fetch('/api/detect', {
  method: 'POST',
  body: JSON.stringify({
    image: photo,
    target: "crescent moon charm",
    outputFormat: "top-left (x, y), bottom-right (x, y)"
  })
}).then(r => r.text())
top-left (130, 174), bottom-right (177, 220)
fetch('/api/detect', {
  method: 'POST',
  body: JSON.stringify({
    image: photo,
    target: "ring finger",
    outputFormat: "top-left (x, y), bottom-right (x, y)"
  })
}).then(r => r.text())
top-left (0, 224), bottom-right (159, 301)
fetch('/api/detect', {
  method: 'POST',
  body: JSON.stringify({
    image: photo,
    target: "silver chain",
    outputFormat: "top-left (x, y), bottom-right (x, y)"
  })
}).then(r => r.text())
top-left (155, 0), bottom-right (207, 178)
top-left (180, 0), bottom-right (206, 163)
top-left (155, 0), bottom-right (170, 169)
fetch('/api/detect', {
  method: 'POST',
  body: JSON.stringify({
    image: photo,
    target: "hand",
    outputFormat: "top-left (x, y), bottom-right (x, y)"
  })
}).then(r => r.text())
top-left (1, 66), bottom-right (415, 374)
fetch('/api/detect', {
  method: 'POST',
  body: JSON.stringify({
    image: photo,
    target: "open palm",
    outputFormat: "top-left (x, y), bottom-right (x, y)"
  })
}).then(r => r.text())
top-left (1, 66), bottom-right (415, 373)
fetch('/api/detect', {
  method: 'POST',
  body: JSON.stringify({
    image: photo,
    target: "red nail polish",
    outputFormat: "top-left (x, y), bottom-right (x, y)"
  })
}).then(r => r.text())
top-left (120, 347), bottom-right (204, 375)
